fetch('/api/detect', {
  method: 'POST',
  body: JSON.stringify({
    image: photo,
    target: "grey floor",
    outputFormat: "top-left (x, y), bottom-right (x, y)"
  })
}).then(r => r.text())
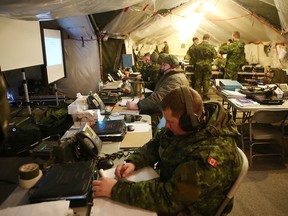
top-left (208, 86), bottom-right (288, 216)
top-left (230, 158), bottom-right (288, 216)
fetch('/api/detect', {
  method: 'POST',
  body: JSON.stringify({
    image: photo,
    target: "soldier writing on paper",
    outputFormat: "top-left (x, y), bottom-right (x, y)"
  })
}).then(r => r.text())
top-left (92, 86), bottom-right (242, 216)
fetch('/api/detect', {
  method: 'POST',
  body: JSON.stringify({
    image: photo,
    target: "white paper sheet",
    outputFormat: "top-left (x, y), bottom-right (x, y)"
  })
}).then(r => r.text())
top-left (91, 167), bottom-right (159, 216)
top-left (100, 166), bottom-right (159, 181)
top-left (119, 98), bottom-right (140, 107)
top-left (126, 123), bottom-right (151, 132)
top-left (91, 198), bottom-right (157, 216)
top-left (0, 200), bottom-right (70, 216)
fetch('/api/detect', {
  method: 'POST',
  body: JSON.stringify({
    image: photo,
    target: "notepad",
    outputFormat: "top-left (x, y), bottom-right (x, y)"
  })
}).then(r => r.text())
top-left (119, 98), bottom-right (140, 107)
top-left (91, 166), bottom-right (159, 216)
top-left (99, 166), bottom-right (159, 181)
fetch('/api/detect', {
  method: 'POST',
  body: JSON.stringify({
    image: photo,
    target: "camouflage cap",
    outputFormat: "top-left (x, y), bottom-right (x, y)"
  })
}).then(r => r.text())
top-left (157, 53), bottom-right (168, 64)
top-left (150, 51), bottom-right (159, 63)
top-left (162, 54), bottom-right (179, 68)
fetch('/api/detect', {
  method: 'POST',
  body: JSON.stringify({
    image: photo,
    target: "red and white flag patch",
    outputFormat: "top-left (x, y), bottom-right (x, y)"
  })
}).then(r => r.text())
top-left (208, 157), bottom-right (218, 167)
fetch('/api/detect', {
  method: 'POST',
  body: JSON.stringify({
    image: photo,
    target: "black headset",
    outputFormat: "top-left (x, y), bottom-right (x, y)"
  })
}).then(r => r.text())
top-left (179, 86), bottom-right (203, 132)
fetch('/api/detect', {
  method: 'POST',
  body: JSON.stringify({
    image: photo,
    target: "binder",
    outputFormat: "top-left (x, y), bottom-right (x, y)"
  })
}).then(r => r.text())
top-left (220, 79), bottom-right (243, 91)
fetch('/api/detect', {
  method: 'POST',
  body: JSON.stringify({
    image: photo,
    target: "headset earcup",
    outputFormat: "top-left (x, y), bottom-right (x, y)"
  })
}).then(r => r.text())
top-left (179, 114), bottom-right (194, 132)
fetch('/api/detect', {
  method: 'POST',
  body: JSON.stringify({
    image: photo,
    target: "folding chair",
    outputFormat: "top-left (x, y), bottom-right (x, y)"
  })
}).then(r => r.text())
top-left (153, 117), bottom-right (166, 137)
top-left (248, 110), bottom-right (288, 166)
top-left (214, 147), bottom-right (249, 216)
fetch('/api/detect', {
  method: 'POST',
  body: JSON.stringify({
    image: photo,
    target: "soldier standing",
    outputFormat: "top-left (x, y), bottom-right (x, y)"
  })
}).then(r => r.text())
top-left (185, 37), bottom-right (199, 87)
top-left (185, 37), bottom-right (199, 66)
top-left (218, 31), bottom-right (246, 80)
top-left (140, 51), bottom-right (160, 91)
top-left (194, 34), bottom-right (216, 101)
top-left (160, 41), bottom-right (169, 54)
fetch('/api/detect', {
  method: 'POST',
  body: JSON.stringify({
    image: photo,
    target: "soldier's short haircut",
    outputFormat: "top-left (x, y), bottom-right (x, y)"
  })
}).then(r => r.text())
top-left (160, 86), bottom-right (203, 118)
top-left (233, 31), bottom-right (240, 39)
top-left (144, 52), bottom-right (150, 57)
top-left (193, 37), bottom-right (199, 42)
top-left (203, 34), bottom-right (210, 40)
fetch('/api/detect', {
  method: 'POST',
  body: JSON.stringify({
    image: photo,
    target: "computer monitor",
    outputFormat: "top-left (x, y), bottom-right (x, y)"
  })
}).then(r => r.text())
top-left (122, 54), bottom-right (133, 68)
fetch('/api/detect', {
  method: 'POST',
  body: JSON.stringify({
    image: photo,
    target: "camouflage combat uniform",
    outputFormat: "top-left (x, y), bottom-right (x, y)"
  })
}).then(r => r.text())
top-left (185, 44), bottom-right (197, 86)
top-left (194, 41), bottom-right (216, 99)
top-left (138, 70), bottom-right (189, 134)
top-left (186, 44), bottom-right (197, 66)
top-left (140, 53), bottom-right (160, 91)
top-left (111, 102), bottom-right (242, 216)
top-left (218, 40), bottom-right (245, 80)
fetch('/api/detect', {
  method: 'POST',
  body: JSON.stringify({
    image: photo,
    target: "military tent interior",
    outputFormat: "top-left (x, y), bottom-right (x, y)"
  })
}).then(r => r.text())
top-left (0, 0), bottom-right (288, 98)
top-left (1, 1), bottom-right (288, 216)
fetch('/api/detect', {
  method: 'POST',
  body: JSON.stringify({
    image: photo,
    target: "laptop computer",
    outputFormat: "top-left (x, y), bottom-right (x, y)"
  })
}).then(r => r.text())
top-left (92, 120), bottom-right (126, 141)
top-left (252, 95), bottom-right (283, 105)
top-left (29, 160), bottom-right (96, 207)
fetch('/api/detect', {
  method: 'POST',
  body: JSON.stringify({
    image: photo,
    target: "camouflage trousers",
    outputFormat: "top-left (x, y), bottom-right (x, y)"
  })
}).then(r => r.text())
top-left (194, 67), bottom-right (212, 97)
top-left (224, 63), bottom-right (240, 80)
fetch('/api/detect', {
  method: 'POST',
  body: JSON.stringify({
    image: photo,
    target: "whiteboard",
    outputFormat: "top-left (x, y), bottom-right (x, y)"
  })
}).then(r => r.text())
top-left (0, 17), bottom-right (43, 71)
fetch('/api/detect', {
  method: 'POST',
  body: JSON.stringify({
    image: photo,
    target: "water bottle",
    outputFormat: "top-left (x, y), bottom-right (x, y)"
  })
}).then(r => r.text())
top-left (98, 80), bottom-right (103, 92)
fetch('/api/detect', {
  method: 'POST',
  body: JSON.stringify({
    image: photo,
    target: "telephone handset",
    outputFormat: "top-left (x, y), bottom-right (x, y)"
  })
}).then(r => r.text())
top-left (87, 93), bottom-right (105, 110)
top-left (75, 123), bottom-right (102, 159)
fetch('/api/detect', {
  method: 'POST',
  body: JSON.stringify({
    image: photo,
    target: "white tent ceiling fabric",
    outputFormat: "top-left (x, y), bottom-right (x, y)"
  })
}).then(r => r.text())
top-left (274, 0), bottom-right (288, 34)
top-left (0, 0), bottom-right (287, 43)
top-left (0, 0), bottom-right (143, 21)
top-left (1, 0), bottom-right (288, 94)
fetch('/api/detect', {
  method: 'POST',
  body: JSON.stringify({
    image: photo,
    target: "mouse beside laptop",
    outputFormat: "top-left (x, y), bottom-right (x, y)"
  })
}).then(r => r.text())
top-left (127, 125), bottom-right (135, 131)
top-left (97, 158), bottom-right (114, 170)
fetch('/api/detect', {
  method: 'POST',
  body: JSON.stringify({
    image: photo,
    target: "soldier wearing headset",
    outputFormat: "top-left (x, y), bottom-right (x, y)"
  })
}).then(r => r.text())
top-left (92, 86), bottom-right (242, 216)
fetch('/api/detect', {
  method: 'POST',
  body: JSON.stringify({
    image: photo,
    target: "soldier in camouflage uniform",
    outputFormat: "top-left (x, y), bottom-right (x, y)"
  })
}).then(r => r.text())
top-left (140, 51), bottom-right (160, 91)
top-left (218, 31), bottom-right (246, 80)
top-left (126, 54), bottom-right (189, 134)
top-left (92, 86), bottom-right (242, 216)
top-left (161, 41), bottom-right (169, 54)
top-left (185, 37), bottom-right (199, 87)
top-left (185, 37), bottom-right (199, 66)
top-left (194, 34), bottom-right (217, 101)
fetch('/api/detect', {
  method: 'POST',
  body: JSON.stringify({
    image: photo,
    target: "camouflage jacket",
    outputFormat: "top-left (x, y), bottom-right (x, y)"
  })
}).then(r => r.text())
top-left (140, 63), bottom-right (160, 91)
top-left (194, 41), bottom-right (217, 68)
top-left (186, 44), bottom-right (197, 65)
top-left (218, 40), bottom-right (246, 66)
top-left (111, 102), bottom-right (242, 216)
top-left (137, 70), bottom-right (189, 114)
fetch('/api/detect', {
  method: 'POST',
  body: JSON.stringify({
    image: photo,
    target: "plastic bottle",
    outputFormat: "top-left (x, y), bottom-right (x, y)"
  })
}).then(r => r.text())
top-left (98, 80), bottom-right (103, 92)
top-left (125, 69), bottom-right (129, 78)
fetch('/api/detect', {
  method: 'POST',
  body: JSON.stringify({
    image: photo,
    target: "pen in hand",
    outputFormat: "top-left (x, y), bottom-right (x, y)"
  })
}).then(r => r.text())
top-left (121, 161), bottom-right (126, 178)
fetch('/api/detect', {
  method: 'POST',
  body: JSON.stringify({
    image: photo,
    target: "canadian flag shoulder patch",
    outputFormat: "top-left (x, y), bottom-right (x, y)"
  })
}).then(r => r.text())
top-left (207, 157), bottom-right (218, 167)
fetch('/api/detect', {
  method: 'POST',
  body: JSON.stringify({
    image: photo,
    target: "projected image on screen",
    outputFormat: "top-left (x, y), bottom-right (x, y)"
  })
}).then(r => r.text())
top-left (45, 37), bottom-right (62, 66)
top-left (43, 29), bottom-right (65, 84)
